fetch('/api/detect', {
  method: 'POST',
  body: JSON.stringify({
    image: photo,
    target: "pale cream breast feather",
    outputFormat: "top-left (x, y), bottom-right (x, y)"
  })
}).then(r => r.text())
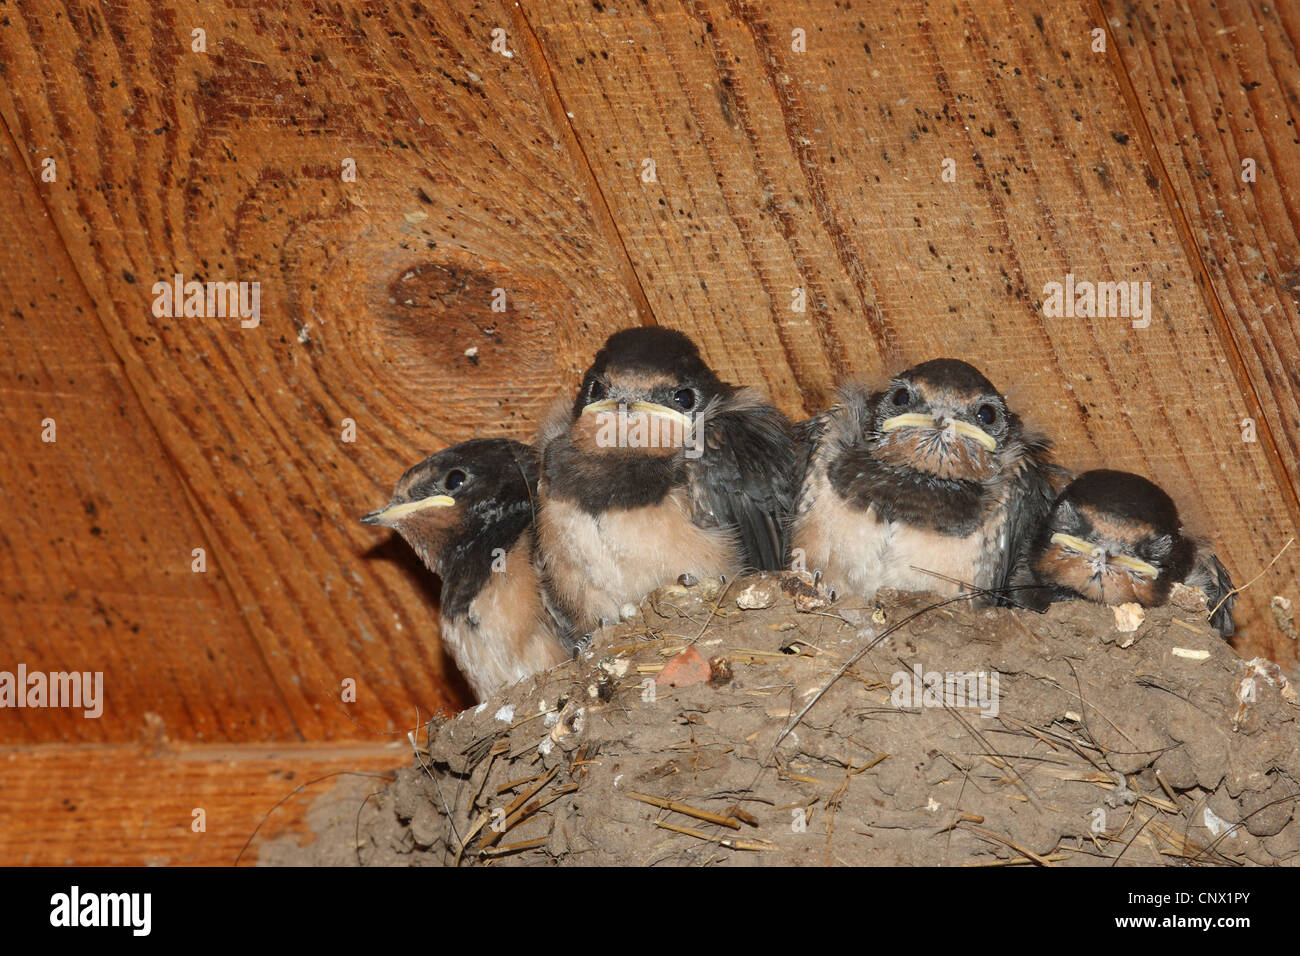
top-left (440, 531), bottom-right (563, 702)
top-left (537, 489), bottom-right (737, 631)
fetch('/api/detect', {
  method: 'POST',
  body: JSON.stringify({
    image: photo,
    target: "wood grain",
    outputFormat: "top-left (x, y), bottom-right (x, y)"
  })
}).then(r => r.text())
top-left (0, 0), bottom-right (643, 738)
top-left (0, 118), bottom-right (298, 743)
top-left (0, 742), bottom-right (405, 865)
top-left (1, 0), bottom-right (1296, 762)
top-left (520, 0), bottom-right (1300, 659)
top-left (1099, 0), bottom-right (1300, 586)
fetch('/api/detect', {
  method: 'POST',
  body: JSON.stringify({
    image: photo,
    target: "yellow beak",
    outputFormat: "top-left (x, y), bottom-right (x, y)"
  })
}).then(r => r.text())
top-left (1049, 533), bottom-right (1159, 579)
top-left (361, 494), bottom-right (456, 525)
top-left (1050, 532), bottom-right (1103, 558)
top-left (580, 398), bottom-right (693, 431)
top-left (880, 413), bottom-right (997, 451)
top-left (1108, 554), bottom-right (1160, 579)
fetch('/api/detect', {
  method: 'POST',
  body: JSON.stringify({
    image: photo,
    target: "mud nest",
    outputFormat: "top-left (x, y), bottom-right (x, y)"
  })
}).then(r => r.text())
top-left (263, 574), bottom-right (1299, 866)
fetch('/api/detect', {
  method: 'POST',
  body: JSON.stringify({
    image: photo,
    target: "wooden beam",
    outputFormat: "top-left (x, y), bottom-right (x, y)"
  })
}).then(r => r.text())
top-left (520, 0), bottom-right (1300, 659)
top-left (0, 0), bottom-right (641, 737)
top-left (0, 742), bottom-right (406, 865)
top-left (0, 110), bottom-right (299, 743)
top-left (1099, 0), bottom-right (1300, 638)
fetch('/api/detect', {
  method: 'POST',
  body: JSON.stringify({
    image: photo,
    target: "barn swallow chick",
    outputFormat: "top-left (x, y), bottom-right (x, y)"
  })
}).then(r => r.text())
top-left (536, 327), bottom-right (798, 645)
top-left (1023, 469), bottom-right (1236, 637)
top-left (793, 358), bottom-right (1056, 605)
top-left (361, 438), bottom-right (565, 702)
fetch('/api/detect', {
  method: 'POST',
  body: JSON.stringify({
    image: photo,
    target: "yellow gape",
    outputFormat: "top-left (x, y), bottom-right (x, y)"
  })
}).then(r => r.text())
top-left (880, 413), bottom-right (997, 452)
top-left (1049, 532), bottom-right (1159, 579)
top-left (581, 398), bottom-right (694, 431)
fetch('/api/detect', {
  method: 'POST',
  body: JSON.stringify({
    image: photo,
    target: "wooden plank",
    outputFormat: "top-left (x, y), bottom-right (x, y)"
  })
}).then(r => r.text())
top-left (1098, 0), bottom-right (1300, 583)
top-left (520, 0), bottom-right (1300, 660)
top-left (0, 120), bottom-right (299, 743)
top-left (517, 0), bottom-right (867, 415)
top-left (0, 742), bottom-right (406, 865)
top-left (0, 0), bottom-right (641, 736)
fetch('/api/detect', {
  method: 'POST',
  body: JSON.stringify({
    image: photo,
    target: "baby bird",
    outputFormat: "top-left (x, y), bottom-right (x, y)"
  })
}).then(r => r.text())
top-left (1022, 469), bottom-right (1236, 637)
top-left (793, 358), bottom-right (1056, 604)
top-left (361, 438), bottom-right (566, 702)
top-left (535, 327), bottom-right (798, 645)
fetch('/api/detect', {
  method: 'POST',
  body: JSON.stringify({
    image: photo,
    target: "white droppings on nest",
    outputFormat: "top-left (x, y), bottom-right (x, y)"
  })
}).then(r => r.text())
top-left (925, 797), bottom-right (940, 813)
top-left (599, 658), bottom-right (630, 678)
top-left (494, 704), bottom-right (515, 723)
top-left (1232, 657), bottom-right (1294, 731)
top-left (1112, 602), bottom-right (1145, 633)
top-left (1203, 807), bottom-right (1239, 839)
top-left (618, 602), bottom-right (639, 621)
top-left (537, 737), bottom-right (554, 757)
top-left (1238, 675), bottom-right (1257, 707)
top-left (543, 711), bottom-right (560, 728)
top-left (736, 578), bottom-right (779, 610)
top-left (1242, 657), bottom-right (1294, 702)
top-left (547, 702), bottom-right (587, 748)
top-left (1105, 773), bottom-right (1137, 808)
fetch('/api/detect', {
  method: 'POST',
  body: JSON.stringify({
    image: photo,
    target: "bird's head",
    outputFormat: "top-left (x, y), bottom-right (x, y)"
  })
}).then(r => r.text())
top-left (361, 438), bottom-right (537, 573)
top-left (569, 327), bottom-right (725, 458)
top-left (870, 358), bottom-right (1019, 482)
top-left (1035, 469), bottom-right (1181, 606)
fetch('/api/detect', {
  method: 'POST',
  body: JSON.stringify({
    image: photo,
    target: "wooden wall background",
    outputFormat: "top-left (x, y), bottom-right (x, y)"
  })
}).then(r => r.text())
top-left (0, 0), bottom-right (1296, 863)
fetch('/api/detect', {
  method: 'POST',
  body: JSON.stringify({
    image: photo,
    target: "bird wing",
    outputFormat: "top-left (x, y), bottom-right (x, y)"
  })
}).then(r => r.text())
top-left (1188, 548), bottom-right (1236, 638)
top-left (793, 412), bottom-right (830, 493)
top-left (992, 437), bottom-right (1057, 608)
top-left (687, 390), bottom-right (798, 573)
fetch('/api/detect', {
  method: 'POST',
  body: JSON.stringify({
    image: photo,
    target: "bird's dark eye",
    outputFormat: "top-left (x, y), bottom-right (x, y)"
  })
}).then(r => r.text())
top-left (673, 388), bottom-right (696, 411)
top-left (589, 380), bottom-right (607, 401)
top-left (891, 387), bottom-right (911, 406)
top-left (443, 469), bottom-right (467, 492)
top-left (976, 404), bottom-right (998, 426)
